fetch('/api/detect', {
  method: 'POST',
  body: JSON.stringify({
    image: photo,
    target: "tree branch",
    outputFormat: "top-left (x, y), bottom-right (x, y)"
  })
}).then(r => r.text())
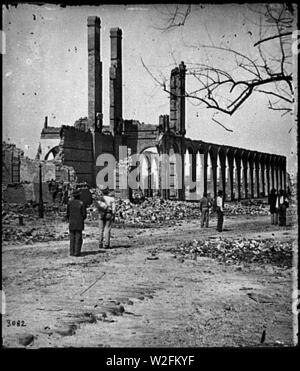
top-left (212, 118), bottom-right (233, 132)
top-left (253, 32), bottom-right (292, 47)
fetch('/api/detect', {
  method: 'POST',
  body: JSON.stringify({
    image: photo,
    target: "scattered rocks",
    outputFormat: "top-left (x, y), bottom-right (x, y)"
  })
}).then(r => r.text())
top-left (18, 334), bottom-right (34, 346)
top-left (108, 300), bottom-right (121, 305)
top-left (54, 323), bottom-right (77, 336)
top-left (106, 305), bottom-right (125, 316)
top-left (74, 312), bottom-right (97, 324)
top-left (225, 200), bottom-right (269, 216)
top-left (87, 196), bottom-right (200, 228)
top-left (247, 293), bottom-right (273, 303)
top-left (2, 202), bottom-right (69, 244)
top-left (172, 237), bottom-right (292, 267)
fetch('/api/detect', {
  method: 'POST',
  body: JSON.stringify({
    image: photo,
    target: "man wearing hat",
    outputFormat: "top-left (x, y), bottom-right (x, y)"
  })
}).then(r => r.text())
top-left (216, 190), bottom-right (224, 232)
top-left (94, 186), bottom-right (116, 249)
top-left (66, 188), bottom-right (87, 256)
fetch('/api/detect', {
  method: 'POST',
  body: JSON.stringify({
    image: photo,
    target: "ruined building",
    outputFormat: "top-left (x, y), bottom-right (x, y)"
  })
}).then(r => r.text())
top-left (39, 16), bottom-right (287, 201)
top-left (2, 141), bottom-right (76, 203)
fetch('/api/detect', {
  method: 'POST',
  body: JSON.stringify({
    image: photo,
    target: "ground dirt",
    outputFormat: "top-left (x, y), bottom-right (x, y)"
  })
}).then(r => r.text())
top-left (2, 212), bottom-right (297, 348)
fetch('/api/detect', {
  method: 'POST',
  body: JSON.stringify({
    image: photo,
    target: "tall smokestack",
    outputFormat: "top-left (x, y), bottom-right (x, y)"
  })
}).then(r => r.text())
top-left (87, 16), bottom-right (102, 131)
top-left (169, 67), bottom-right (178, 132)
top-left (177, 61), bottom-right (186, 135)
top-left (109, 28), bottom-right (122, 134)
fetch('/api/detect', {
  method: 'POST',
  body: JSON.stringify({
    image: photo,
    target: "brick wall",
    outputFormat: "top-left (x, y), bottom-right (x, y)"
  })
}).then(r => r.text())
top-left (20, 157), bottom-right (56, 183)
top-left (2, 143), bottom-right (23, 185)
top-left (60, 126), bottom-right (94, 185)
top-left (122, 120), bottom-right (160, 154)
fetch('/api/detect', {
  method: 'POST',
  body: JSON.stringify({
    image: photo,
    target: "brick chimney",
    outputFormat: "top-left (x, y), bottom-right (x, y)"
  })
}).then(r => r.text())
top-left (87, 16), bottom-right (102, 131)
top-left (109, 28), bottom-right (122, 134)
top-left (169, 62), bottom-right (186, 135)
top-left (177, 61), bottom-right (186, 136)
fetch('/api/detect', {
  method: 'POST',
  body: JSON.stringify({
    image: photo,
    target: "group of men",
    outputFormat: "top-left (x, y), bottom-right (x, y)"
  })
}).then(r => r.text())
top-left (66, 186), bottom-right (116, 257)
top-left (268, 188), bottom-right (290, 226)
top-left (199, 190), bottom-right (224, 232)
top-left (65, 185), bottom-right (289, 257)
top-left (66, 187), bottom-right (226, 257)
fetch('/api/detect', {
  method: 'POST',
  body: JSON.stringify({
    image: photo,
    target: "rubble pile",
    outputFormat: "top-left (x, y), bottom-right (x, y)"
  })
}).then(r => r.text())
top-left (2, 202), bottom-right (66, 218)
top-left (2, 202), bottom-right (68, 244)
top-left (2, 225), bottom-right (69, 245)
top-left (88, 197), bottom-right (271, 227)
top-left (172, 237), bottom-right (293, 267)
top-left (87, 197), bottom-right (201, 227)
top-left (224, 200), bottom-right (269, 216)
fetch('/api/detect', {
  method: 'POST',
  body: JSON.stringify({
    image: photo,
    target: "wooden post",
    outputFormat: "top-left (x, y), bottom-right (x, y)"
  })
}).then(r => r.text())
top-left (38, 163), bottom-right (44, 218)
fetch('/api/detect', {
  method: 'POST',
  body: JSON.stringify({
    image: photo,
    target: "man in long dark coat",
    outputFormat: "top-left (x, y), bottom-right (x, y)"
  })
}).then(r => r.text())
top-left (66, 189), bottom-right (87, 257)
top-left (216, 190), bottom-right (224, 232)
top-left (268, 188), bottom-right (278, 225)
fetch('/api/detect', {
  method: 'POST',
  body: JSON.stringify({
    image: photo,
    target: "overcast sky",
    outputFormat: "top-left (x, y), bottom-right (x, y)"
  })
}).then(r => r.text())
top-left (2, 3), bottom-right (297, 176)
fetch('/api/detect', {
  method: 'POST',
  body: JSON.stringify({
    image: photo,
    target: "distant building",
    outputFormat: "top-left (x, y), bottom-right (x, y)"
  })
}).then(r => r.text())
top-left (39, 16), bottom-right (287, 200)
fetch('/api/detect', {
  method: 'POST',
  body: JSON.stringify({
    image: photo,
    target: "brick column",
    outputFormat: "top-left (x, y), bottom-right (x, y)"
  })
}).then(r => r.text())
top-left (212, 163), bottom-right (217, 198)
top-left (249, 164), bottom-right (254, 198)
top-left (178, 141), bottom-right (185, 201)
top-left (229, 161), bottom-right (234, 200)
top-left (271, 164), bottom-right (275, 190)
top-left (170, 68), bottom-right (178, 132)
top-left (255, 162), bottom-right (260, 197)
top-left (282, 158), bottom-right (286, 191)
top-left (88, 16), bottom-right (102, 131)
top-left (203, 153), bottom-right (208, 195)
top-left (177, 62), bottom-right (186, 136)
top-left (261, 163), bottom-right (265, 196)
top-left (275, 166), bottom-right (279, 191)
top-left (191, 152), bottom-right (197, 198)
top-left (266, 165), bottom-right (270, 194)
top-left (236, 164), bottom-right (241, 200)
top-left (242, 162), bottom-right (247, 199)
top-left (110, 28), bottom-right (122, 134)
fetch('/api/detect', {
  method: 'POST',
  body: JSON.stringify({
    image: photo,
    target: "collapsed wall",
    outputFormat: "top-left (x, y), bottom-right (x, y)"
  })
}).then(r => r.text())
top-left (2, 141), bottom-right (76, 203)
top-left (2, 142), bottom-right (23, 185)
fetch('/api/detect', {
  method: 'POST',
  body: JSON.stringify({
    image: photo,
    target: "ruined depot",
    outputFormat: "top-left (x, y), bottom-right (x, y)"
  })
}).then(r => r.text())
top-left (4, 16), bottom-right (287, 202)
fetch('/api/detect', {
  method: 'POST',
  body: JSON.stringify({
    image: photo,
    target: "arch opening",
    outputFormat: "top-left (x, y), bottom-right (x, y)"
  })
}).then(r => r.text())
top-left (196, 151), bottom-right (204, 200)
top-left (207, 152), bottom-right (214, 196)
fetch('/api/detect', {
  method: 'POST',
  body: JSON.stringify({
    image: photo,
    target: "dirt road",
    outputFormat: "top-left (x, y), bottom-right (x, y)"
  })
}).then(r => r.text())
top-left (2, 214), bottom-right (296, 347)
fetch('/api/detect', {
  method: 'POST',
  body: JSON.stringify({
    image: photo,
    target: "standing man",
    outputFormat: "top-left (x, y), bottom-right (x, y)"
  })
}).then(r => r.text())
top-left (199, 192), bottom-right (211, 228)
top-left (216, 190), bottom-right (224, 232)
top-left (276, 189), bottom-right (289, 226)
top-left (66, 189), bottom-right (87, 257)
top-left (94, 186), bottom-right (116, 249)
top-left (268, 188), bottom-right (278, 225)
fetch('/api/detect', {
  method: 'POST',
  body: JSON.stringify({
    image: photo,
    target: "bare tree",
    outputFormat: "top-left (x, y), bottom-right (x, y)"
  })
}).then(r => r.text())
top-left (146, 3), bottom-right (296, 117)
